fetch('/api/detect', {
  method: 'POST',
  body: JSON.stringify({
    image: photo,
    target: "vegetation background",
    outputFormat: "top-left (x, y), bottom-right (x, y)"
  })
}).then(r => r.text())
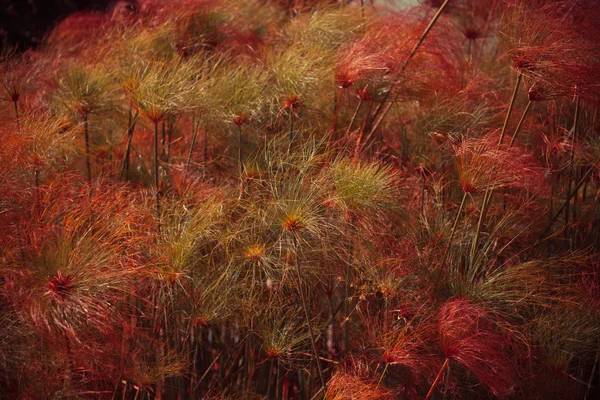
top-left (1, 0), bottom-right (599, 399)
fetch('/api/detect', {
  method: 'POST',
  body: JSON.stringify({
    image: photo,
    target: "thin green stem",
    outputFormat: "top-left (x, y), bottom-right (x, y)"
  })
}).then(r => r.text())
top-left (294, 236), bottom-right (326, 390)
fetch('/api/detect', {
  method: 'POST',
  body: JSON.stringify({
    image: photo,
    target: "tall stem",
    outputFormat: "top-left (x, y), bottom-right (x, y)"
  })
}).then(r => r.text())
top-left (332, 87), bottom-right (344, 134)
top-left (425, 358), bottom-right (449, 400)
top-left (121, 106), bottom-right (139, 180)
top-left (584, 349), bottom-right (599, 400)
top-left (238, 124), bottom-right (244, 173)
top-left (267, 357), bottom-right (275, 397)
top-left (498, 72), bottom-right (522, 146)
top-left (294, 236), bottom-right (326, 390)
top-left (353, 100), bottom-right (373, 159)
top-left (543, 165), bottom-right (594, 238)
top-left (13, 100), bottom-right (19, 125)
top-left (564, 96), bottom-right (579, 240)
top-left (83, 113), bottom-right (91, 184)
top-left (471, 72), bottom-right (524, 260)
top-left (435, 192), bottom-right (467, 288)
top-left (203, 126), bottom-right (209, 163)
top-left (469, 187), bottom-right (493, 267)
top-left (187, 117), bottom-right (200, 169)
top-left (377, 363), bottom-right (389, 389)
top-left (420, 173), bottom-right (426, 214)
top-left (508, 100), bottom-right (532, 147)
top-left (166, 117), bottom-right (173, 162)
top-left (154, 121), bottom-right (161, 231)
top-left (288, 113), bottom-right (295, 155)
top-left (345, 98), bottom-right (363, 137)
top-left (368, 0), bottom-right (451, 135)
top-left (161, 121), bottom-right (166, 155)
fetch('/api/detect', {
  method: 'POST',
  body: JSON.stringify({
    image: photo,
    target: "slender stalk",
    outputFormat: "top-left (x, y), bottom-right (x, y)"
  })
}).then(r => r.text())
top-left (425, 358), bottom-right (449, 400)
top-left (203, 126), bottom-right (209, 162)
top-left (238, 124), bottom-right (245, 200)
top-left (293, 236), bottom-right (326, 390)
top-left (276, 359), bottom-right (281, 400)
top-left (467, 39), bottom-right (472, 62)
top-left (198, 351), bottom-right (221, 387)
top-left (63, 333), bottom-right (74, 391)
top-left (238, 124), bottom-right (244, 173)
top-left (83, 113), bottom-right (91, 184)
top-left (435, 192), bottom-right (468, 288)
top-left (543, 165), bottom-right (594, 237)
top-left (33, 165), bottom-right (39, 192)
top-left (309, 386), bottom-right (325, 400)
top-left (153, 121), bottom-right (161, 230)
top-left (420, 172), bottom-right (426, 214)
top-left (161, 121), bottom-right (166, 155)
top-left (243, 322), bottom-right (252, 389)
top-left (584, 349), bottom-right (599, 400)
top-left (267, 358), bottom-right (275, 397)
top-left (187, 117), bottom-right (200, 169)
top-left (564, 96), bottom-right (579, 241)
top-left (353, 100), bottom-right (374, 159)
top-left (469, 187), bottom-right (493, 266)
top-left (508, 100), bottom-right (532, 147)
top-left (13, 100), bottom-right (19, 124)
top-left (377, 363), bottom-right (389, 389)
top-left (166, 117), bottom-right (173, 162)
top-left (332, 87), bottom-right (344, 134)
top-left (470, 72), bottom-right (524, 260)
top-left (368, 0), bottom-right (451, 135)
top-left (498, 72), bottom-right (523, 146)
top-left (342, 219), bottom-right (356, 355)
top-left (288, 113), bottom-right (295, 155)
top-left (345, 98), bottom-right (363, 137)
top-left (111, 376), bottom-right (122, 400)
top-left (121, 107), bottom-right (139, 180)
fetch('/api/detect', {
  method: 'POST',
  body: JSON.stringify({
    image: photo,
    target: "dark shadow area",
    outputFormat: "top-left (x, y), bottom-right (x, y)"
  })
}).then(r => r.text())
top-left (0, 0), bottom-right (113, 51)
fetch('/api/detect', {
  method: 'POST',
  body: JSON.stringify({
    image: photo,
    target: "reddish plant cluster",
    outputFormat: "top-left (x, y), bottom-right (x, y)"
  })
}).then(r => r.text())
top-left (0, 0), bottom-right (599, 399)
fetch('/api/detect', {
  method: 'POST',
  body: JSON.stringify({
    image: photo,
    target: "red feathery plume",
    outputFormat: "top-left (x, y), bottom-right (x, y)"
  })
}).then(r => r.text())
top-left (335, 39), bottom-right (395, 90)
top-left (453, 132), bottom-right (548, 195)
top-left (325, 358), bottom-right (395, 400)
top-left (502, 0), bottom-right (600, 104)
top-left (437, 298), bottom-right (515, 398)
top-left (43, 11), bottom-right (108, 57)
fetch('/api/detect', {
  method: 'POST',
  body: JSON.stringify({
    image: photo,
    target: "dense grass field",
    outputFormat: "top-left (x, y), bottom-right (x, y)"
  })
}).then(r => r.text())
top-left (1, 0), bottom-right (599, 398)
